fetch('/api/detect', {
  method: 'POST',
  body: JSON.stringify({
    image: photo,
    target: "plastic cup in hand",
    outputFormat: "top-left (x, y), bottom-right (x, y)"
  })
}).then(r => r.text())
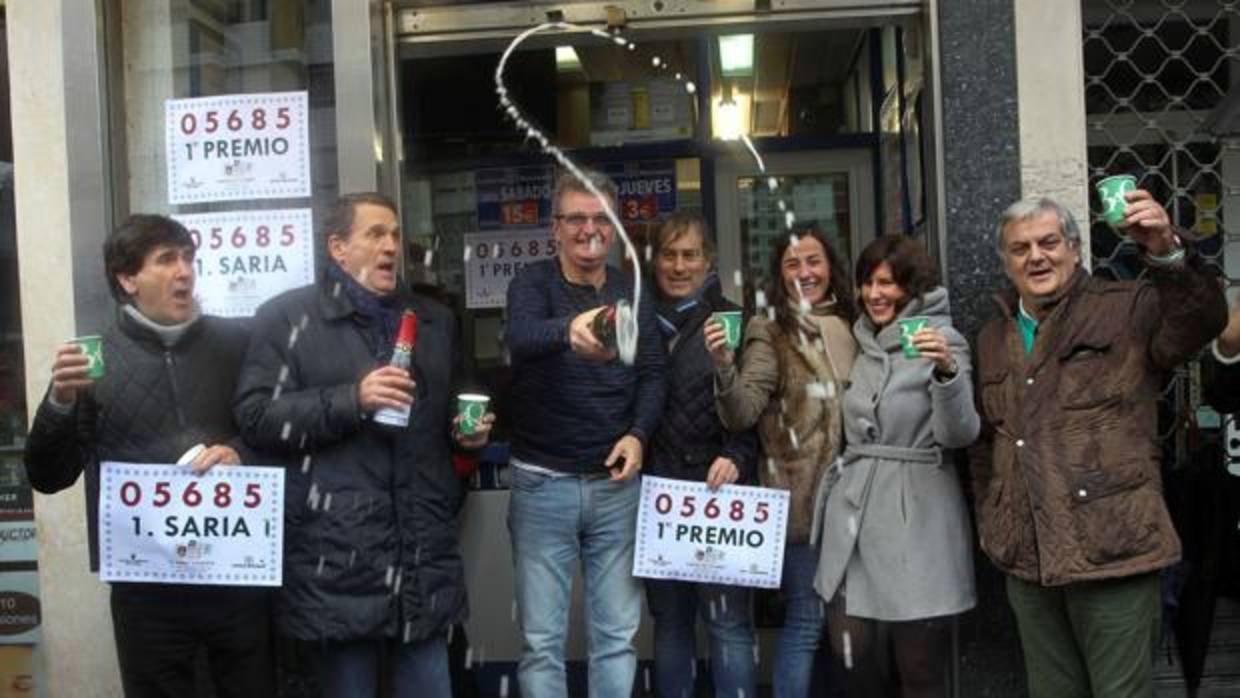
top-left (70, 335), bottom-right (105, 379)
top-left (897, 317), bottom-right (931, 358)
top-left (712, 311), bottom-right (743, 351)
top-left (1096, 174), bottom-right (1137, 228)
top-left (457, 394), bottom-right (490, 436)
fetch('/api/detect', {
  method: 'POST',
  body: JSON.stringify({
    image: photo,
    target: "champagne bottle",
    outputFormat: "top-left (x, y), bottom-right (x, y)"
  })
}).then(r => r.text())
top-left (591, 304), bottom-right (618, 350)
top-left (373, 310), bottom-right (418, 428)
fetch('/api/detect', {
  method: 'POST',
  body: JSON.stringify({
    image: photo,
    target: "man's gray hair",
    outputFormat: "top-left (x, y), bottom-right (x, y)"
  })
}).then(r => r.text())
top-left (551, 169), bottom-right (618, 217)
top-left (994, 197), bottom-right (1082, 255)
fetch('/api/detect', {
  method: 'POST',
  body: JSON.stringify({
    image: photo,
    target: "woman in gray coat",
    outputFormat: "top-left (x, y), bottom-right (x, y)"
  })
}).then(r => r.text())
top-left (813, 235), bottom-right (979, 698)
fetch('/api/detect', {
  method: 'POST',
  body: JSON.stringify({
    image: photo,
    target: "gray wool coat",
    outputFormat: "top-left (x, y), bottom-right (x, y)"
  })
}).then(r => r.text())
top-left (812, 287), bottom-right (980, 621)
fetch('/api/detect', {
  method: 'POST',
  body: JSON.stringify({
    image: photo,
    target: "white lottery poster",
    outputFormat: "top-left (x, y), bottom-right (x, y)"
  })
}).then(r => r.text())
top-left (174, 208), bottom-right (314, 317)
top-left (99, 462), bottom-right (284, 587)
top-left (463, 229), bottom-right (559, 309)
top-left (166, 91), bottom-right (310, 204)
top-left (633, 476), bottom-right (790, 589)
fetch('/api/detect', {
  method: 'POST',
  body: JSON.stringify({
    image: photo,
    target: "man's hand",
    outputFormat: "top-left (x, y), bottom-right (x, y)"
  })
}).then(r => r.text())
top-left (606, 434), bottom-right (643, 481)
top-left (704, 319), bottom-right (734, 368)
top-left (453, 412), bottom-right (496, 450)
top-left (357, 366), bottom-right (416, 413)
top-left (705, 456), bottom-right (740, 491)
top-left (190, 445), bottom-right (241, 475)
top-left (1122, 189), bottom-right (1177, 256)
top-left (1217, 292), bottom-right (1240, 359)
top-left (49, 343), bottom-right (93, 406)
top-left (569, 307), bottom-right (617, 363)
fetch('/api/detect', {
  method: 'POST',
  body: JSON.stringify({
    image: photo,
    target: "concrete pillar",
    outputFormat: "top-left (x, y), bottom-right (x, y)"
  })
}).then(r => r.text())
top-left (11, 0), bottom-right (122, 695)
top-left (1013, 0), bottom-right (1090, 257)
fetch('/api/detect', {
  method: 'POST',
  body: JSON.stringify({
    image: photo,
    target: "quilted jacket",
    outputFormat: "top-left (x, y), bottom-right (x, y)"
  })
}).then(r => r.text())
top-left (972, 260), bottom-right (1226, 585)
top-left (24, 309), bottom-right (251, 572)
top-left (648, 278), bottom-right (758, 484)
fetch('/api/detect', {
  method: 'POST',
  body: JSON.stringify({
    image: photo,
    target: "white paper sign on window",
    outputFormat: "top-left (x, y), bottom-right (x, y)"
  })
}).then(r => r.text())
top-left (463, 229), bottom-right (559, 309)
top-left (174, 208), bottom-right (314, 317)
top-left (166, 91), bottom-right (310, 204)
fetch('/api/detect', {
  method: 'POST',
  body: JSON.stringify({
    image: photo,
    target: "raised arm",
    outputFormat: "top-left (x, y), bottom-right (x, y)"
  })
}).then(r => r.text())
top-left (715, 318), bottom-right (779, 431)
top-left (1141, 256), bottom-right (1227, 372)
top-left (929, 327), bottom-right (981, 449)
top-left (504, 266), bottom-right (573, 362)
top-left (233, 304), bottom-right (362, 456)
top-left (24, 393), bottom-right (94, 494)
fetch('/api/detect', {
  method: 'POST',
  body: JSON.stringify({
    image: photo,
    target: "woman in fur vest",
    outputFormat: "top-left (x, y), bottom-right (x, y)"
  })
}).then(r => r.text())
top-left (709, 228), bottom-right (858, 698)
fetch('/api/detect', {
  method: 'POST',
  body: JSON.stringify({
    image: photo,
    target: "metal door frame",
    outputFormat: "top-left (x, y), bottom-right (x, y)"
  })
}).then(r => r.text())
top-left (713, 148), bottom-right (876, 301)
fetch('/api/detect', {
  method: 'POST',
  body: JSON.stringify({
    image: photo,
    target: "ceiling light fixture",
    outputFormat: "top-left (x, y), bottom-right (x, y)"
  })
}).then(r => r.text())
top-left (718, 34), bottom-right (754, 77)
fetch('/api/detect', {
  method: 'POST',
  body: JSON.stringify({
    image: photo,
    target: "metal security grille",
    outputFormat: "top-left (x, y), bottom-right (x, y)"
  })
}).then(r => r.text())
top-left (1082, 2), bottom-right (1240, 695)
top-left (1083, 0), bottom-right (1236, 279)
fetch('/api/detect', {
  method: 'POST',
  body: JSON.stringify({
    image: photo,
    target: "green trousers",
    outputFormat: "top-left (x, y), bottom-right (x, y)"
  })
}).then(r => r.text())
top-left (1006, 572), bottom-right (1160, 698)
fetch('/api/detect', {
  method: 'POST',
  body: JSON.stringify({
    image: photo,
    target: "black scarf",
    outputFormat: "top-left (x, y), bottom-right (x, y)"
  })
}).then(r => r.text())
top-left (655, 273), bottom-right (720, 341)
top-left (327, 262), bottom-right (403, 361)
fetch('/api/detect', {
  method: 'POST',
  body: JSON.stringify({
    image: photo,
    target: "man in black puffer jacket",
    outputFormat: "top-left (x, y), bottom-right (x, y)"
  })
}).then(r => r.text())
top-left (644, 213), bottom-right (759, 698)
top-left (24, 214), bottom-right (273, 698)
top-left (234, 192), bottom-right (492, 698)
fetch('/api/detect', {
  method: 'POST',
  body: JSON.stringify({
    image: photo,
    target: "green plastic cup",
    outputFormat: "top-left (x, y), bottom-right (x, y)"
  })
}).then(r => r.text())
top-left (1096, 174), bottom-right (1137, 228)
top-left (897, 317), bottom-right (930, 358)
top-left (456, 393), bottom-right (490, 436)
top-left (70, 335), bottom-right (105, 379)
top-left (712, 311), bottom-right (743, 351)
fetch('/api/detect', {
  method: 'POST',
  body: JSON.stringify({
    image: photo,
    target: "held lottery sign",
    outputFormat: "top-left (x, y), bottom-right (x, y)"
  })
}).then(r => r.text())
top-left (166, 91), bottom-right (310, 204)
top-left (99, 462), bottom-right (284, 586)
top-left (634, 476), bottom-right (790, 589)
top-left (174, 208), bottom-right (314, 317)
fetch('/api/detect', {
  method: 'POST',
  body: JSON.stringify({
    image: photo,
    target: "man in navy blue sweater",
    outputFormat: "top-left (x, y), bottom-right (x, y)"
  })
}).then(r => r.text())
top-left (504, 170), bottom-right (666, 697)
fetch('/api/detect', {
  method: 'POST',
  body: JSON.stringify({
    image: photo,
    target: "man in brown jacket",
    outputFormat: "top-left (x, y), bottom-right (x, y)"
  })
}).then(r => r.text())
top-left (973, 190), bottom-right (1226, 698)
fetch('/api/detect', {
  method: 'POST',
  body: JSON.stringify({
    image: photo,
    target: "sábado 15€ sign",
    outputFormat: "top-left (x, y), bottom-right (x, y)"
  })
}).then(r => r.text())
top-left (634, 476), bottom-right (789, 589)
top-left (99, 462), bottom-right (284, 586)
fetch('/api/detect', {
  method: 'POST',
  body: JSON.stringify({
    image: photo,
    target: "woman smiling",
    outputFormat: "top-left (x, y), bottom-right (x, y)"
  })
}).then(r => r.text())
top-left (813, 234), bottom-right (979, 698)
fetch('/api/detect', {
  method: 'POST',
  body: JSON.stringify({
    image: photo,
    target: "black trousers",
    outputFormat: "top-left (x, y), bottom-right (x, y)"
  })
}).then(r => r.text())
top-left (110, 584), bottom-right (275, 698)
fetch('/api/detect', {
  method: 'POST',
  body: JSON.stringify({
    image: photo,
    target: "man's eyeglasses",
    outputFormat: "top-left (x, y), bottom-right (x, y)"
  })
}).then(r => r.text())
top-left (556, 213), bottom-right (614, 229)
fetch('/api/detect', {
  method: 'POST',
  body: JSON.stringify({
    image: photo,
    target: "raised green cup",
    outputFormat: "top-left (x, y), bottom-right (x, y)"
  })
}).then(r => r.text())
top-left (712, 311), bottom-right (743, 351)
top-left (71, 335), bottom-right (105, 379)
top-left (457, 393), bottom-right (490, 436)
top-left (897, 317), bottom-right (930, 358)
top-left (1096, 174), bottom-right (1137, 228)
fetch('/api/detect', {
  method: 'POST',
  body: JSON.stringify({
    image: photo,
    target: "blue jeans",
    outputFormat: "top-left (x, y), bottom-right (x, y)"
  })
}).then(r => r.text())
top-left (645, 578), bottom-right (756, 698)
top-left (508, 466), bottom-right (643, 698)
top-left (319, 635), bottom-right (450, 698)
top-left (775, 543), bottom-right (825, 698)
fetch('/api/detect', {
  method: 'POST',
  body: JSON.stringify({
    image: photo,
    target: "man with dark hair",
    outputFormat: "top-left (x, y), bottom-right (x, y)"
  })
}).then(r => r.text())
top-left (24, 214), bottom-right (274, 697)
top-left (504, 170), bottom-right (665, 697)
top-left (645, 212), bottom-right (758, 698)
top-left (973, 191), bottom-right (1226, 698)
top-left (234, 192), bottom-right (491, 697)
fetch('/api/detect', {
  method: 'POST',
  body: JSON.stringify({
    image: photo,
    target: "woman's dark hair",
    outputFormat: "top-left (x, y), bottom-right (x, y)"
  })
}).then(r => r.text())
top-left (103, 214), bottom-right (195, 302)
top-left (854, 234), bottom-right (940, 315)
top-left (766, 227), bottom-right (855, 333)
